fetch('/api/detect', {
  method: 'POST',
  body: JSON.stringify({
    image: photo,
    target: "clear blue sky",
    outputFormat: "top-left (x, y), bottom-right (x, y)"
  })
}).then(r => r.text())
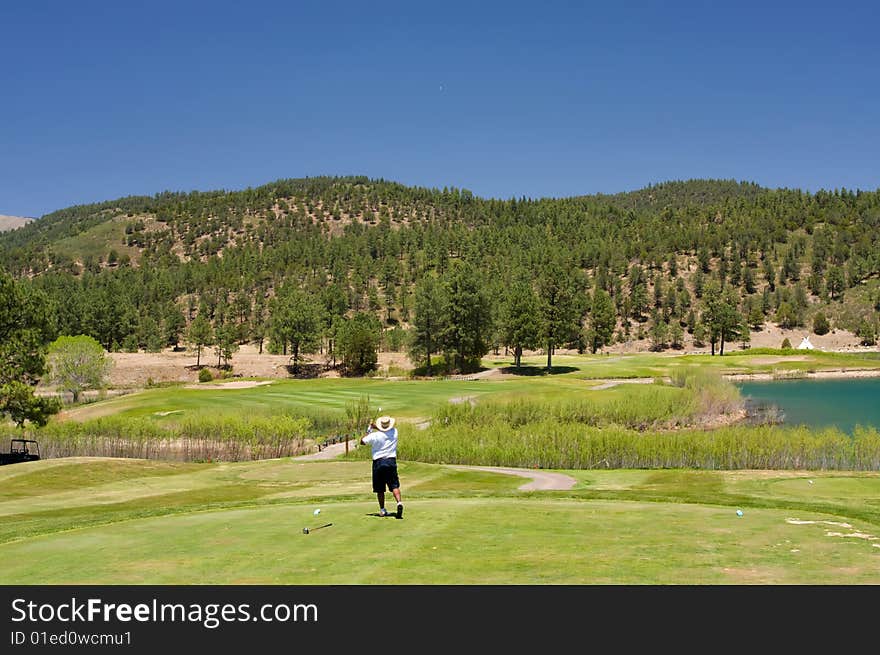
top-left (2, 0), bottom-right (879, 217)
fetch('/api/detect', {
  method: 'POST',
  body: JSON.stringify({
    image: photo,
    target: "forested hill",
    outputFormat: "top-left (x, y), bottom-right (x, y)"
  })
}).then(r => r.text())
top-left (0, 176), bottom-right (878, 365)
top-left (596, 179), bottom-right (768, 212)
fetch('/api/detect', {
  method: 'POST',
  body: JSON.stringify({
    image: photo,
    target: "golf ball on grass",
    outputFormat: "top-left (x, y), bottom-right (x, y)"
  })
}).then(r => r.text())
top-left (736, 510), bottom-right (744, 517)
top-left (313, 508), bottom-right (321, 516)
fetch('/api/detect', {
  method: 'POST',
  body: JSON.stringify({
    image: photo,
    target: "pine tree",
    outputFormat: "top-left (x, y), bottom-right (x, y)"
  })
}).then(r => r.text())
top-left (337, 313), bottom-right (381, 375)
top-left (499, 278), bottom-right (541, 367)
top-left (268, 286), bottom-right (322, 371)
top-left (537, 259), bottom-right (578, 370)
top-left (186, 315), bottom-right (213, 368)
top-left (438, 261), bottom-right (492, 373)
top-left (826, 266), bottom-right (845, 301)
top-left (410, 276), bottom-right (444, 374)
top-left (586, 289), bottom-right (616, 354)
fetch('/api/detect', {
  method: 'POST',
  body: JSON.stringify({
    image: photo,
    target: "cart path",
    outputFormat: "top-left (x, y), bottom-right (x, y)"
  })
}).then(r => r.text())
top-left (294, 439), bottom-right (359, 461)
top-left (294, 444), bottom-right (577, 490)
top-left (448, 465), bottom-right (577, 491)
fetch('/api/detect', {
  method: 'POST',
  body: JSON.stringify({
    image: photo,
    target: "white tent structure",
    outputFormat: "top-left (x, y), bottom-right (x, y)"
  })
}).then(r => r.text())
top-left (797, 336), bottom-right (815, 350)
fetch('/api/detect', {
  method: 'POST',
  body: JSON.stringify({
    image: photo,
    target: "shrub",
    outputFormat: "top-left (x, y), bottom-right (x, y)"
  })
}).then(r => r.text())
top-left (812, 312), bottom-right (830, 335)
top-left (198, 368), bottom-right (213, 383)
top-left (781, 338), bottom-right (792, 349)
top-left (858, 320), bottom-right (877, 346)
top-left (47, 335), bottom-right (113, 403)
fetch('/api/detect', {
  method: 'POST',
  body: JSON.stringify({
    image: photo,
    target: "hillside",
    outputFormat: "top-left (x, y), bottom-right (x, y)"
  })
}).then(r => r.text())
top-left (0, 176), bottom-right (878, 363)
top-left (0, 214), bottom-right (34, 232)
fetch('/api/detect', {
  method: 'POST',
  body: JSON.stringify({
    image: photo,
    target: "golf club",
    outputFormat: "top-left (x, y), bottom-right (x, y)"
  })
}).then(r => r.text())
top-left (367, 407), bottom-right (382, 433)
top-left (302, 523), bottom-right (333, 534)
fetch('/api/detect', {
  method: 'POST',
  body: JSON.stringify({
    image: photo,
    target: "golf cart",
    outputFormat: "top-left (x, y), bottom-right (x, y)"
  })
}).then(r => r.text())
top-left (0, 439), bottom-right (41, 465)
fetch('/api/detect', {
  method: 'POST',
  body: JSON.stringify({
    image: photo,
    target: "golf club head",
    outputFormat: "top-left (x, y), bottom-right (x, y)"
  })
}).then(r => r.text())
top-left (302, 523), bottom-right (331, 535)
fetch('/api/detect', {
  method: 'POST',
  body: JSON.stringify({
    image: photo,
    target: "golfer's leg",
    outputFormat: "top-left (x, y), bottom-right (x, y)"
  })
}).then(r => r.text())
top-left (391, 487), bottom-right (401, 503)
top-left (377, 491), bottom-right (385, 509)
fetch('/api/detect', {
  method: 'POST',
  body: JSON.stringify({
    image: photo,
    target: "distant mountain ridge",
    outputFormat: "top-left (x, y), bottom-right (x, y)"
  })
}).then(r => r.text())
top-left (0, 177), bottom-right (777, 259)
top-left (0, 215), bottom-right (34, 232)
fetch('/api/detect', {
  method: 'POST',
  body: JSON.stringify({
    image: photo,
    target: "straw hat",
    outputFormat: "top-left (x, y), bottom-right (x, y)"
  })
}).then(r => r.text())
top-left (375, 416), bottom-right (395, 431)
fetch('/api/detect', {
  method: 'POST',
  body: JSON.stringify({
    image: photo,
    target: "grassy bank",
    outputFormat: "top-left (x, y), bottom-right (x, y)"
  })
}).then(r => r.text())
top-left (433, 368), bottom-right (740, 431)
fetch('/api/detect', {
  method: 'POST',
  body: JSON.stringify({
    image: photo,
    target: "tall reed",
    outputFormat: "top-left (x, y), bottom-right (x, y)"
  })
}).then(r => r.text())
top-left (392, 421), bottom-right (880, 470)
top-left (3, 414), bottom-right (314, 462)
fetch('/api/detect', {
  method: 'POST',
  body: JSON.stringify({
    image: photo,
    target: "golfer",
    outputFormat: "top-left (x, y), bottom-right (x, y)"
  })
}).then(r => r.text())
top-left (361, 415), bottom-right (403, 519)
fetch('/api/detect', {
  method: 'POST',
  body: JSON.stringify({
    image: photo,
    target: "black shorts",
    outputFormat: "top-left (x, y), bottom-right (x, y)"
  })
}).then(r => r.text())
top-left (372, 457), bottom-right (400, 493)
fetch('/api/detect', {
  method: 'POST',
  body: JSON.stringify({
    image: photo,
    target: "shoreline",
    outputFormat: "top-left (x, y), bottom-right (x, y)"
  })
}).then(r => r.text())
top-left (725, 368), bottom-right (880, 382)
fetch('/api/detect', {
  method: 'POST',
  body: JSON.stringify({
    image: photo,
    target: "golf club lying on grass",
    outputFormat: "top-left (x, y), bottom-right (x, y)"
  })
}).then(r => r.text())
top-left (302, 523), bottom-right (333, 534)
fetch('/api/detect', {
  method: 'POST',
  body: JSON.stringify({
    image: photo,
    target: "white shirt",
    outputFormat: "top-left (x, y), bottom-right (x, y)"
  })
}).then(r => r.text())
top-left (363, 427), bottom-right (398, 460)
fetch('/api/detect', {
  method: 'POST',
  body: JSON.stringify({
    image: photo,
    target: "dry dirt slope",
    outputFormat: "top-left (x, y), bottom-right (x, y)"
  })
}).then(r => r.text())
top-left (0, 215), bottom-right (34, 231)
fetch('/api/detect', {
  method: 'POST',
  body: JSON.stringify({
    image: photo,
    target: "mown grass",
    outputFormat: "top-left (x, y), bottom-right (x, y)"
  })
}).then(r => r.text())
top-left (62, 351), bottom-right (880, 425)
top-left (484, 350), bottom-right (880, 379)
top-left (60, 378), bottom-right (538, 423)
top-left (0, 459), bottom-right (201, 499)
top-left (2, 458), bottom-right (879, 584)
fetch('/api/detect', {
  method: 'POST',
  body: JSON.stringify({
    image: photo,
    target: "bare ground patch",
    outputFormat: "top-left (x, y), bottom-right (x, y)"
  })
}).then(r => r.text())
top-left (69, 345), bottom-right (415, 389)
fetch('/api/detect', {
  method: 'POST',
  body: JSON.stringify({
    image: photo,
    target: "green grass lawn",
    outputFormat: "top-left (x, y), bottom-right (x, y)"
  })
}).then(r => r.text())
top-left (63, 376), bottom-right (581, 424)
top-left (485, 350), bottom-right (880, 380)
top-left (2, 457), bottom-right (878, 584)
top-left (60, 350), bottom-right (880, 428)
top-left (12, 351), bottom-right (877, 584)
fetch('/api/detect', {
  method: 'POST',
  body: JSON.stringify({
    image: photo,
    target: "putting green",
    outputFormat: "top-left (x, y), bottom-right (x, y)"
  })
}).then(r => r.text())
top-left (1, 458), bottom-right (879, 584)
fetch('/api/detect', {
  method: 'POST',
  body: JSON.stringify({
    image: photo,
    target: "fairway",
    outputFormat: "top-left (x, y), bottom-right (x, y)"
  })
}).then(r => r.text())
top-left (2, 458), bottom-right (879, 584)
top-left (62, 377), bottom-right (540, 423)
top-left (61, 350), bottom-right (880, 426)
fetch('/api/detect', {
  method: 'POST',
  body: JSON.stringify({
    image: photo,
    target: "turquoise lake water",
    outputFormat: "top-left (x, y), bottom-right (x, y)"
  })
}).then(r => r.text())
top-left (736, 377), bottom-right (880, 433)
